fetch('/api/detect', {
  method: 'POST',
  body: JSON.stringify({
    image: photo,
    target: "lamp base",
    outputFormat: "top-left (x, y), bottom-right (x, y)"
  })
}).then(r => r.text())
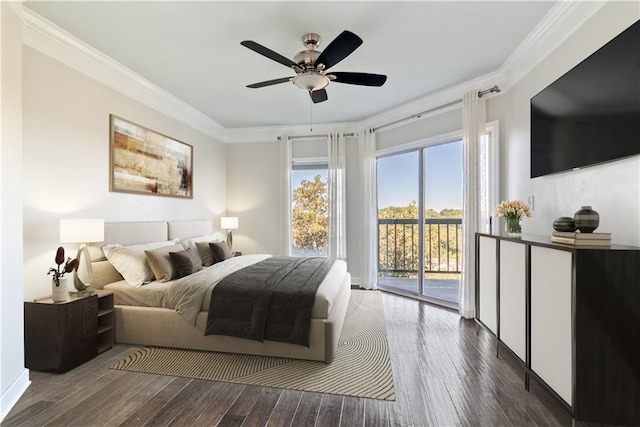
top-left (227, 230), bottom-right (233, 250)
top-left (74, 245), bottom-right (93, 291)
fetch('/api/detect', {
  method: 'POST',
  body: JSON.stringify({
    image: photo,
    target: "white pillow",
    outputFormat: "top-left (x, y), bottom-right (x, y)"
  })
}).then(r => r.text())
top-left (103, 240), bottom-right (179, 287)
top-left (180, 233), bottom-right (220, 251)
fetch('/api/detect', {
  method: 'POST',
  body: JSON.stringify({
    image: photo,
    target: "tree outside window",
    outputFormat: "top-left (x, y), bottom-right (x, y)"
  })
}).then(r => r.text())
top-left (290, 168), bottom-right (328, 257)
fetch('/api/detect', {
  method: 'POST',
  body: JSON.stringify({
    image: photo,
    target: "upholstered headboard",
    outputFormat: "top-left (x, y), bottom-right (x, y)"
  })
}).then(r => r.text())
top-left (88, 220), bottom-right (214, 289)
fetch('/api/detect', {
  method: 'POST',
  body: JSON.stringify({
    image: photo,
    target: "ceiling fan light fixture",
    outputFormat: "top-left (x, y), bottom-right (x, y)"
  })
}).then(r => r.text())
top-left (293, 72), bottom-right (330, 91)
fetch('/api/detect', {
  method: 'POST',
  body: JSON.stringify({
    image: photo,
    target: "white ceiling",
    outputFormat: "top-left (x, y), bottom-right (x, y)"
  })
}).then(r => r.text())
top-left (24, 1), bottom-right (555, 129)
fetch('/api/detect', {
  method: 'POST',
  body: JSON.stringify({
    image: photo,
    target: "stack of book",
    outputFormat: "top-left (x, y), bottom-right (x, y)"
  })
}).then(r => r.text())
top-left (551, 231), bottom-right (611, 246)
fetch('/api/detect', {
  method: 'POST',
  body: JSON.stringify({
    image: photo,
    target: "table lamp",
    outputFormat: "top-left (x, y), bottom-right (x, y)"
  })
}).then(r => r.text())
top-left (60, 218), bottom-right (105, 293)
top-left (220, 217), bottom-right (238, 250)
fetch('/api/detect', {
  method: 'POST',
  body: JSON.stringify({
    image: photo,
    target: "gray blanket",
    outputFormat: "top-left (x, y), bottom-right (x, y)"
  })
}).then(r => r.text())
top-left (205, 256), bottom-right (335, 346)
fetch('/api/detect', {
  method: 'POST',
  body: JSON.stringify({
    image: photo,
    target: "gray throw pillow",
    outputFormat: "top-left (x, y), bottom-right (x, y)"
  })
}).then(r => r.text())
top-left (170, 248), bottom-right (203, 278)
top-left (209, 241), bottom-right (233, 264)
top-left (195, 241), bottom-right (216, 267)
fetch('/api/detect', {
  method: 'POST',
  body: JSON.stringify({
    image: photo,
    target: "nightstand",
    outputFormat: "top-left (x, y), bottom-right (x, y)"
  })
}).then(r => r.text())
top-left (24, 290), bottom-right (114, 373)
top-left (96, 291), bottom-right (115, 354)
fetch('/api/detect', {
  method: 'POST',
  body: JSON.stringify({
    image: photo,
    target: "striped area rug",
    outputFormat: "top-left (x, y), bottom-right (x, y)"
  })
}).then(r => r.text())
top-left (110, 290), bottom-right (395, 400)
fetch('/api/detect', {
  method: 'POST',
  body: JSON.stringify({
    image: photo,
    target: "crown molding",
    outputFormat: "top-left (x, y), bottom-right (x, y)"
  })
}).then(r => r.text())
top-left (226, 70), bottom-right (502, 142)
top-left (361, 70), bottom-right (502, 132)
top-left (21, 7), bottom-right (226, 142)
top-left (499, 0), bottom-right (607, 91)
top-left (8, 1), bottom-right (23, 17)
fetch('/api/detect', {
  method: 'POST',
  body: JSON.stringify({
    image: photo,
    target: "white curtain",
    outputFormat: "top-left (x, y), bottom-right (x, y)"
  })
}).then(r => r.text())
top-left (358, 129), bottom-right (378, 290)
top-left (460, 91), bottom-right (486, 318)
top-left (279, 134), bottom-right (292, 256)
top-left (328, 132), bottom-right (346, 259)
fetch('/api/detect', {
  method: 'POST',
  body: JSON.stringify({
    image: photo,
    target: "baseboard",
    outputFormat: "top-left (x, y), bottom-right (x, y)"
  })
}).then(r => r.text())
top-left (0, 368), bottom-right (30, 423)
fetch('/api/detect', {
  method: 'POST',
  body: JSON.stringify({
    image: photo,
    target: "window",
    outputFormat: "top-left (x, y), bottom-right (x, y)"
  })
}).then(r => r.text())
top-left (479, 121), bottom-right (500, 233)
top-left (290, 161), bottom-right (329, 257)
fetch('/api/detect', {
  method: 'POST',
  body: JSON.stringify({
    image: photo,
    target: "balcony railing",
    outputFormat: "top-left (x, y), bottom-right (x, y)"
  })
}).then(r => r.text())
top-left (378, 218), bottom-right (462, 276)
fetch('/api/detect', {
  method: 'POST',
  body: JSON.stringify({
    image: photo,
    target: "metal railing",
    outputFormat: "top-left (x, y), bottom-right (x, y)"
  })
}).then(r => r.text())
top-left (378, 218), bottom-right (462, 276)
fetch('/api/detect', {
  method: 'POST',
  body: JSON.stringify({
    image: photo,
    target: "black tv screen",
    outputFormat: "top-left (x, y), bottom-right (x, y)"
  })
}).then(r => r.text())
top-left (530, 19), bottom-right (640, 178)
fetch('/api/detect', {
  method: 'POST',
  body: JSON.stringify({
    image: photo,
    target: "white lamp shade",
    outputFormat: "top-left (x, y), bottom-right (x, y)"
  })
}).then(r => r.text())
top-left (60, 219), bottom-right (105, 243)
top-left (220, 216), bottom-right (238, 230)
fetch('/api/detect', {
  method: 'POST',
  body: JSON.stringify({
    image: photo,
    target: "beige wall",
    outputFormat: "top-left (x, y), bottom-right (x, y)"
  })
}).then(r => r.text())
top-left (22, 46), bottom-right (227, 301)
top-left (226, 140), bottom-right (282, 256)
top-left (487, 2), bottom-right (640, 245)
top-left (1, 2), bottom-right (29, 420)
top-left (376, 107), bottom-right (462, 150)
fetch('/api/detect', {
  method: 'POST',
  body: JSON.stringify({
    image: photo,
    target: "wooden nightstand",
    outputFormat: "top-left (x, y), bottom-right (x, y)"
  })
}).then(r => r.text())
top-left (24, 290), bottom-right (114, 373)
top-left (96, 291), bottom-right (115, 354)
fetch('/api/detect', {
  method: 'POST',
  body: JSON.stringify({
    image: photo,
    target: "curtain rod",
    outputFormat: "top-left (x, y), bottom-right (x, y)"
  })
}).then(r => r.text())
top-left (277, 132), bottom-right (356, 141)
top-left (372, 85), bottom-right (500, 133)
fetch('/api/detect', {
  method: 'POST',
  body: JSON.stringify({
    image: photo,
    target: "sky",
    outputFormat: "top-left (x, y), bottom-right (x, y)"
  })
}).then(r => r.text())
top-left (290, 139), bottom-right (463, 212)
top-left (377, 140), bottom-right (463, 211)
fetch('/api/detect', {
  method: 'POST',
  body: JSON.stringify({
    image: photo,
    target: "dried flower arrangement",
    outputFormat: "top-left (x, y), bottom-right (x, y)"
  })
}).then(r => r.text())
top-left (48, 247), bottom-right (79, 286)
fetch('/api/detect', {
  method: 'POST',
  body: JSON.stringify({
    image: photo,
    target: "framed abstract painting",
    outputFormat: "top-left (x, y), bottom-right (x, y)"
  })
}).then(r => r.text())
top-left (109, 115), bottom-right (193, 198)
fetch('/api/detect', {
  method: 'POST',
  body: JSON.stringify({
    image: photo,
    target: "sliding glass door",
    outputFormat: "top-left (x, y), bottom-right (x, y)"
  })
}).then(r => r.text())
top-left (377, 151), bottom-right (420, 294)
top-left (422, 141), bottom-right (462, 306)
top-left (377, 140), bottom-right (463, 308)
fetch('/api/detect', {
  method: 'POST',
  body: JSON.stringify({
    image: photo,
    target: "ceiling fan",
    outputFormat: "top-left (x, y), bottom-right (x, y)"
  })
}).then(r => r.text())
top-left (241, 30), bottom-right (387, 103)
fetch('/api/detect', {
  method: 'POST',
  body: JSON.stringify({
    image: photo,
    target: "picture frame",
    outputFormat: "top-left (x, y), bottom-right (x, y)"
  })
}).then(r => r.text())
top-left (109, 115), bottom-right (193, 199)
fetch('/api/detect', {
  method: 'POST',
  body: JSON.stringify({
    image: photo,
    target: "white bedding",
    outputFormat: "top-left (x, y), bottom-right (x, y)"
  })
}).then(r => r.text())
top-left (104, 255), bottom-right (347, 324)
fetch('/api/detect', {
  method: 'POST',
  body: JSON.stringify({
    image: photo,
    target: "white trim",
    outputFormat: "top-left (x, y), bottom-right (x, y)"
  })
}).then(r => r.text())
top-left (8, 1), bottom-right (22, 17)
top-left (0, 369), bottom-right (30, 423)
top-left (21, 8), bottom-right (226, 141)
top-left (376, 129), bottom-right (463, 158)
top-left (499, 1), bottom-right (607, 91)
top-left (292, 157), bottom-right (328, 166)
top-left (486, 120), bottom-right (500, 223)
top-left (362, 70), bottom-right (502, 133)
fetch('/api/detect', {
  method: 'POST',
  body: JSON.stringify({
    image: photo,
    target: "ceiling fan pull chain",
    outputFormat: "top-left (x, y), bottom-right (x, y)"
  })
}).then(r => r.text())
top-left (310, 98), bottom-right (313, 132)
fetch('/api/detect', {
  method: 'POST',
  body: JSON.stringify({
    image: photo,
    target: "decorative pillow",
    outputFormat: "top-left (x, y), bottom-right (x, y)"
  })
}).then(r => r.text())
top-left (145, 243), bottom-right (186, 282)
top-left (209, 241), bottom-right (233, 264)
top-left (170, 247), bottom-right (203, 278)
top-left (180, 234), bottom-right (219, 265)
top-left (102, 240), bottom-right (178, 287)
top-left (195, 241), bottom-right (217, 267)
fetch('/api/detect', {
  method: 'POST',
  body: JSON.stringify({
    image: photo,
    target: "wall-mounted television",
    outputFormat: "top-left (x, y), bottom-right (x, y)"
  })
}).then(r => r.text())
top-left (530, 19), bottom-right (640, 178)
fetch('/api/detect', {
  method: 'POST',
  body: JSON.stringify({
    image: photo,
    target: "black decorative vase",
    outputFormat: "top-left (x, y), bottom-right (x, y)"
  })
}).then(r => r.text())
top-left (553, 217), bottom-right (577, 232)
top-left (574, 206), bottom-right (599, 233)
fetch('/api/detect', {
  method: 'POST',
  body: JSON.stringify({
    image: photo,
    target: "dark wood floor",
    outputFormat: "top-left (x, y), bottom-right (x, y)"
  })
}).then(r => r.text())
top-left (3, 292), bottom-right (610, 426)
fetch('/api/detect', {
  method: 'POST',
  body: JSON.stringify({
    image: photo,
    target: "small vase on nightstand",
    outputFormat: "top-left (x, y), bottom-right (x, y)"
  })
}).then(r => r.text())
top-left (52, 277), bottom-right (69, 302)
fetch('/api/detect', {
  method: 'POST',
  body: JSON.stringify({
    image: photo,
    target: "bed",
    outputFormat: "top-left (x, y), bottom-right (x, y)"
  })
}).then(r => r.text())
top-left (87, 220), bottom-right (351, 363)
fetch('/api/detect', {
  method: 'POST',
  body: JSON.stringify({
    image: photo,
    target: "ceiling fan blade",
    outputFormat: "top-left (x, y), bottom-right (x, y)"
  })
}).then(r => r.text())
top-left (246, 77), bottom-right (293, 89)
top-left (316, 30), bottom-right (363, 70)
top-left (310, 89), bottom-right (328, 103)
top-left (241, 40), bottom-right (298, 69)
top-left (331, 72), bottom-right (387, 87)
